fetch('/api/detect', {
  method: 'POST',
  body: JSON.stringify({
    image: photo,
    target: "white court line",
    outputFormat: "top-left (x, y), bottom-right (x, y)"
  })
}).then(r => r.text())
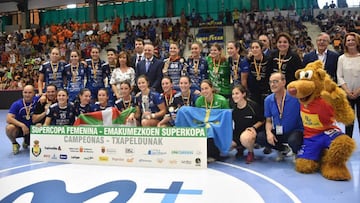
top-left (0, 162), bottom-right (47, 174)
top-left (217, 162), bottom-right (302, 203)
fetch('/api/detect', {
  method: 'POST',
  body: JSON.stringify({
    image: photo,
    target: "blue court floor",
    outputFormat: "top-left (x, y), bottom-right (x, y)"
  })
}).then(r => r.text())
top-left (0, 109), bottom-right (359, 203)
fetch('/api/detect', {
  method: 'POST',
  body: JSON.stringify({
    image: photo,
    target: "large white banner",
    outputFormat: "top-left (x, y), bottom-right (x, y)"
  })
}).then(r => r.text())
top-left (30, 126), bottom-right (207, 169)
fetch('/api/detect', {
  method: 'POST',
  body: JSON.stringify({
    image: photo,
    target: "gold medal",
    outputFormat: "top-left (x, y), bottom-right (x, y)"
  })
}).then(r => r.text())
top-left (212, 57), bottom-right (221, 75)
top-left (50, 63), bottom-right (58, 80)
top-left (193, 59), bottom-right (199, 76)
top-left (23, 99), bottom-right (32, 121)
top-left (253, 56), bottom-right (263, 82)
top-left (72, 65), bottom-right (78, 83)
top-left (92, 60), bottom-right (98, 78)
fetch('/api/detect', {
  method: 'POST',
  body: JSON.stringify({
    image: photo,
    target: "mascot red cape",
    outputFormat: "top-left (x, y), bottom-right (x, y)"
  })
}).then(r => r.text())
top-left (287, 60), bottom-right (356, 181)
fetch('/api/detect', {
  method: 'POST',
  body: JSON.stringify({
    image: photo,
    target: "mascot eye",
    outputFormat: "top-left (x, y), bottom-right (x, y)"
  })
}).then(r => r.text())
top-left (299, 70), bottom-right (313, 79)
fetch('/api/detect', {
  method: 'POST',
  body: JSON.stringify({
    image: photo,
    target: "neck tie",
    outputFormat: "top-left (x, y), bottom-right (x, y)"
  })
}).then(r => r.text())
top-left (145, 60), bottom-right (150, 72)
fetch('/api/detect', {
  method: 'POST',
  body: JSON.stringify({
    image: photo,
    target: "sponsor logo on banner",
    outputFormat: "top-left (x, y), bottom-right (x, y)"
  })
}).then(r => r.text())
top-left (171, 150), bottom-right (193, 155)
top-left (101, 146), bottom-right (105, 153)
top-left (32, 140), bottom-right (41, 157)
top-left (169, 160), bottom-right (177, 164)
top-left (112, 157), bottom-right (124, 162)
top-left (71, 156), bottom-right (80, 160)
top-left (181, 160), bottom-right (192, 165)
top-left (147, 149), bottom-right (166, 155)
top-left (44, 146), bottom-right (58, 150)
top-left (126, 158), bottom-right (134, 163)
top-left (59, 154), bottom-right (68, 159)
top-left (99, 156), bottom-right (109, 161)
top-left (125, 148), bottom-right (134, 155)
top-left (106, 148), bottom-right (117, 154)
top-left (51, 154), bottom-right (57, 159)
top-left (43, 154), bottom-right (50, 158)
top-left (157, 158), bottom-right (164, 163)
top-left (83, 148), bottom-right (94, 153)
top-left (83, 156), bottom-right (94, 160)
top-left (139, 159), bottom-right (152, 163)
top-left (195, 158), bottom-right (202, 166)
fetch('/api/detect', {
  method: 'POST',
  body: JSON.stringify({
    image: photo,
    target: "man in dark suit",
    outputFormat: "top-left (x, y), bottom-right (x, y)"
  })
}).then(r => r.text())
top-left (131, 38), bottom-right (145, 69)
top-left (136, 43), bottom-right (163, 92)
top-left (303, 32), bottom-right (339, 82)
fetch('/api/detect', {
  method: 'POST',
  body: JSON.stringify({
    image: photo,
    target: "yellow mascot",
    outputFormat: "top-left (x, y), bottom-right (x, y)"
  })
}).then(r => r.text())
top-left (287, 60), bottom-right (356, 181)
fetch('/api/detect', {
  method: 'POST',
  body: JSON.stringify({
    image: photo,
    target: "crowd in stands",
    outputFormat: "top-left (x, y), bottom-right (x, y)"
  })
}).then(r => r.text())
top-left (2, 7), bottom-right (360, 164)
top-left (314, 8), bottom-right (360, 53)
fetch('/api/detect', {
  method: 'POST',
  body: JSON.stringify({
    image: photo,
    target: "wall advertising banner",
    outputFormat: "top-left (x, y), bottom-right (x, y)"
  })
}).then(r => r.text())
top-left (195, 27), bottom-right (224, 44)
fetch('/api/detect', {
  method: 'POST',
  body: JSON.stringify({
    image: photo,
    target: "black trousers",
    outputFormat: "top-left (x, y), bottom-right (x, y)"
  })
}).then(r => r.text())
top-left (345, 97), bottom-right (360, 138)
top-left (256, 130), bottom-right (303, 154)
top-left (207, 138), bottom-right (220, 160)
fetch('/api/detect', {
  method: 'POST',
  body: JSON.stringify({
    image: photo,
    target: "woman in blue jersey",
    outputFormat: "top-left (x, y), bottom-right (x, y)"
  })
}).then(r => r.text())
top-left (74, 88), bottom-right (92, 116)
top-left (38, 47), bottom-right (67, 95)
top-left (186, 41), bottom-right (208, 94)
top-left (114, 80), bottom-right (136, 112)
top-left (162, 42), bottom-right (187, 91)
top-left (158, 75), bottom-right (198, 127)
top-left (44, 89), bottom-right (76, 126)
top-left (91, 88), bottom-right (111, 112)
top-left (134, 75), bottom-right (166, 127)
top-left (85, 46), bottom-right (110, 101)
top-left (227, 41), bottom-right (249, 87)
top-left (65, 50), bottom-right (86, 102)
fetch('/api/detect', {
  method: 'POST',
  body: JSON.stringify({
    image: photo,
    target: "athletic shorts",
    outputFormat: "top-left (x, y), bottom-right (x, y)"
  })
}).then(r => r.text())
top-left (297, 129), bottom-right (342, 161)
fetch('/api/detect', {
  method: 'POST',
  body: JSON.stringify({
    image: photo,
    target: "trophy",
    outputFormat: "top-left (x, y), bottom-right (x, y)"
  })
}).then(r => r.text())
top-left (142, 95), bottom-right (150, 113)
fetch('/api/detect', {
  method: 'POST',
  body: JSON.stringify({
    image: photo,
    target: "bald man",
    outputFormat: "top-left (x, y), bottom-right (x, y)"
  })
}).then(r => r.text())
top-left (6, 85), bottom-right (39, 155)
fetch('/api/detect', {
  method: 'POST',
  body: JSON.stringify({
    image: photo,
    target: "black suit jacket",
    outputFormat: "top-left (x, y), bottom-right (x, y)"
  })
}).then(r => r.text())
top-left (303, 50), bottom-right (339, 82)
top-left (131, 54), bottom-right (144, 70)
top-left (136, 57), bottom-right (163, 92)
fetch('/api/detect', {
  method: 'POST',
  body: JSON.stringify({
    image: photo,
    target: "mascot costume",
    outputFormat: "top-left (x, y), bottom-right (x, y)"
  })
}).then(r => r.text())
top-left (287, 60), bottom-right (356, 181)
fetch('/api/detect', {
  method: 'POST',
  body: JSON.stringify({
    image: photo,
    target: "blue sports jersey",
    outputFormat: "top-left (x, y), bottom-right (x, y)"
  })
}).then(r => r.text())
top-left (39, 61), bottom-right (67, 90)
top-left (135, 90), bottom-right (164, 113)
top-left (186, 57), bottom-right (208, 92)
top-left (46, 103), bottom-right (76, 125)
top-left (8, 96), bottom-right (39, 128)
top-left (74, 102), bottom-right (93, 116)
top-left (163, 58), bottom-right (187, 91)
top-left (91, 102), bottom-right (112, 112)
top-left (65, 63), bottom-right (86, 102)
top-left (114, 96), bottom-right (136, 112)
top-left (85, 59), bottom-right (110, 98)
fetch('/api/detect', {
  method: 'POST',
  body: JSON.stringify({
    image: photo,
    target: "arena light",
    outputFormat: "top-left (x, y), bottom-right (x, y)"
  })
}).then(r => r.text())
top-left (67, 4), bottom-right (77, 9)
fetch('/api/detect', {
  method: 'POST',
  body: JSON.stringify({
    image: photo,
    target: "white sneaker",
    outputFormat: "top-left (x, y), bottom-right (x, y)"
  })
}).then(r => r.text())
top-left (282, 144), bottom-right (292, 156)
top-left (275, 144), bottom-right (291, 162)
